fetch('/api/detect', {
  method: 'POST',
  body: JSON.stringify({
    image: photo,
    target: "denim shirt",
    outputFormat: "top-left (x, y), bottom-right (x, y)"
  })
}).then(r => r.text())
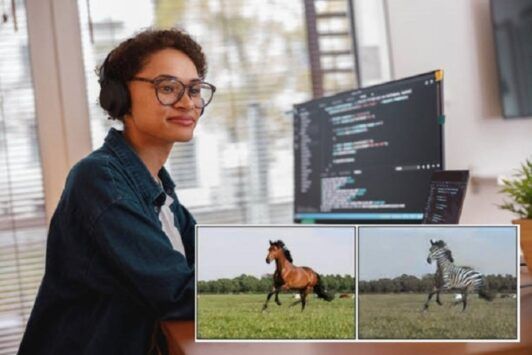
top-left (18, 128), bottom-right (195, 355)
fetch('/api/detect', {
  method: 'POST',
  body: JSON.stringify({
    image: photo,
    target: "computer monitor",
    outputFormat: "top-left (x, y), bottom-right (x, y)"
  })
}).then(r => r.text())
top-left (293, 70), bottom-right (444, 224)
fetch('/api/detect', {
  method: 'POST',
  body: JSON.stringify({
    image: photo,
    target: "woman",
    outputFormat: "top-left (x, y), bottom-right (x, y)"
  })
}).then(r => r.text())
top-left (18, 28), bottom-right (215, 354)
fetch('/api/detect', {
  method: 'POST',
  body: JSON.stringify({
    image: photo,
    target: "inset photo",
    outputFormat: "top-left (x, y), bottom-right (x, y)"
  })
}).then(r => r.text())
top-left (196, 225), bottom-right (355, 340)
top-left (358, 226), bottom-right (518, 340)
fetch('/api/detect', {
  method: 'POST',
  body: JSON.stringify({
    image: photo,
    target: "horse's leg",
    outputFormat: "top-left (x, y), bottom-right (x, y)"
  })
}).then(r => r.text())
top-left (262, 287), bottom-right (276, 311)
top-left (289, 299), bottom-right (302, 307)
top-left (274, 272), bottom-right (283, 306)
top-left (423, 287), bottom-right (438, 311)
top-left (274, 289), bottom-right (282, 306)
top-left (289, 288), bottom-right (304, 307)
top-left (289, 292), bottom-right (302, 307)
top-left (301, 287), bottom-right (312, 311)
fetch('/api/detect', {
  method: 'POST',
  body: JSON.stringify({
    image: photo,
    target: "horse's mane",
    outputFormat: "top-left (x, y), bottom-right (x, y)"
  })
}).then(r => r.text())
top-left (272, 240), bottom-right (293, 263)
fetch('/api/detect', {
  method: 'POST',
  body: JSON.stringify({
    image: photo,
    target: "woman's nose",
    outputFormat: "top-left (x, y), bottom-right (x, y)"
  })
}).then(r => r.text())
top-left (174, 90), bottom-right (195, 110)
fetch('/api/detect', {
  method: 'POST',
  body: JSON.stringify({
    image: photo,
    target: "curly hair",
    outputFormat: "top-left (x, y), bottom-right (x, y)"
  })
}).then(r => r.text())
top-left (98, 28), bottom-right (207, 120)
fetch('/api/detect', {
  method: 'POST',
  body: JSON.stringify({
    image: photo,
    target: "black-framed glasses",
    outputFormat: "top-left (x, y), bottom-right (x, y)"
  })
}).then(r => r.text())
top-left (130, 75), bottom-right (216, 109)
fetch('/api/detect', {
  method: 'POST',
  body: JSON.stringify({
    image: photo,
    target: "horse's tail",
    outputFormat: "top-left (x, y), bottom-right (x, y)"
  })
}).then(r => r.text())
top-left (314, 274), bottom-right (334, 301)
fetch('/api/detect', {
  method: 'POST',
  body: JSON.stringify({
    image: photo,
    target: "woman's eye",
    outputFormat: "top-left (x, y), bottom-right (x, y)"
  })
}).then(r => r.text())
top-left (189, 87), bottom-right (201, 96)
top-left (160, 85), bottom-right (176, 94)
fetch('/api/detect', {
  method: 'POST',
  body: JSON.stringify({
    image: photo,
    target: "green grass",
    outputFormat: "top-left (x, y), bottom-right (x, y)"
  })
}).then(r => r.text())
top-left (358, 294), bottom-right (517, 339)
top-left (197, 293), bottom-right (355, 339)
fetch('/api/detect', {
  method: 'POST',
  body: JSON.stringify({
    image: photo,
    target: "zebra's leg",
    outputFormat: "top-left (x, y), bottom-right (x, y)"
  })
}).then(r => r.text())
top-left (262, 287), bottom-right (277, 311)
top-left (461, 291), bottom-right (468, 312)
top-left (436, 291), bottom-right (443, 306)
top-left (423, 288), bottom-right (438, 311)
top-left (452, 293), bottom-right (462, 307)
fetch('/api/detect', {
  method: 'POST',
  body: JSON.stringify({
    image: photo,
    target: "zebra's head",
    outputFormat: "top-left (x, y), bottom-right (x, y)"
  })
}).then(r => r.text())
top-left (427, 239), bottom-right (454, 264)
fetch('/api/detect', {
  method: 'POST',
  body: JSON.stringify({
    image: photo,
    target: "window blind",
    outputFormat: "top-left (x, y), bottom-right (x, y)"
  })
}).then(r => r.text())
top-left (0, 1), bottom-right (47, 354)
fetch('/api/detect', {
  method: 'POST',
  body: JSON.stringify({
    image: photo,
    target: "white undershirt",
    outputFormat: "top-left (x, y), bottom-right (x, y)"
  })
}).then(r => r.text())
top-left (158, 192), bottom-right (186, 256)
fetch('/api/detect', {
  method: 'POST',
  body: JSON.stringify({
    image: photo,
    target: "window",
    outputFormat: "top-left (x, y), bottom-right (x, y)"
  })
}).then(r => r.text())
top-left (78, 0), bottom-right (313, 223)
top-left (0, 1), bottom-right (47, 353)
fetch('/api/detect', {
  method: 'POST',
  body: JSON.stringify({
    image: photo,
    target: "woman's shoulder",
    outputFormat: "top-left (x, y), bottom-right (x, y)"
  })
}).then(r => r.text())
top-left (61, 149), bottom-right (136, 215)
top-left (68, 149), bottom-right (121, 188)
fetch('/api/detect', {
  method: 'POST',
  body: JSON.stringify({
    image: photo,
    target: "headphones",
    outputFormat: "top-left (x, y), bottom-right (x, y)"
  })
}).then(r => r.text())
top-left (99, 51), bottom-right (130, 119)
top-left (99, 51), bottom-right (205, 119)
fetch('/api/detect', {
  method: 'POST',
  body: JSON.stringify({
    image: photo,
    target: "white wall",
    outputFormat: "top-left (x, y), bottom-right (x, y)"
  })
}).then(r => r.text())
top-left (386, 0), bottom-right (532, 223)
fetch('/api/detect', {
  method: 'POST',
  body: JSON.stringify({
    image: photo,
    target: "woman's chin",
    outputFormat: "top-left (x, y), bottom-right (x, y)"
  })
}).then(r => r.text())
top-left (168, 130), bottom-right (194, 143)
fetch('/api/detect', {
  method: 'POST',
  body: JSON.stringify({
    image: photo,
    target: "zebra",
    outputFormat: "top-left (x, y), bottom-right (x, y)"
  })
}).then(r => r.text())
top-left (423, 239), bottom-right (494, 311)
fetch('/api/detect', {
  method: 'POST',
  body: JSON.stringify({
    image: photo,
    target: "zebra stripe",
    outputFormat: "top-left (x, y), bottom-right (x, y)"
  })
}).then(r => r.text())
top-left (429, 245), bottom-right (485, 291)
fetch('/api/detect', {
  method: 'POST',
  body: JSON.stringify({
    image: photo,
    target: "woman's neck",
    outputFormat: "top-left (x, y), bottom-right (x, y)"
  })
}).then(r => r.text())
top-left (122, 125), bottom-right (173, 181)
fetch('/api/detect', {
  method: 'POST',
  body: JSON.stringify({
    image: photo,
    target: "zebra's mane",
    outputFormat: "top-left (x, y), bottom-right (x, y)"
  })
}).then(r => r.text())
top-left (432, 239), bottom-right (447, 248)
top-left (432, 240), bottom-right (455, 263)
top-left (443, 249), bottom-right (454, 263)
top-left (271, 240), bottom-right (293, 263)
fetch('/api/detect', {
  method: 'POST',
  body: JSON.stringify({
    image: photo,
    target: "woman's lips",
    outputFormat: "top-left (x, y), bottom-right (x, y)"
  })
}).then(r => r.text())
top-left (167, 116), bottom-right (195, 127)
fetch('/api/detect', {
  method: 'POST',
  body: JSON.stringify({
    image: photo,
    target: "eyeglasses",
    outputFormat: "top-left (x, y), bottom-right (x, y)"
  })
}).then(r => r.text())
top-left (130, 75), bottom-right (216, 109)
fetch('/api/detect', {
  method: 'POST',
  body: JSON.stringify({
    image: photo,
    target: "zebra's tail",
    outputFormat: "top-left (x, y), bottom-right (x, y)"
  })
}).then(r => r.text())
top-left (314, 274), bottom-right (334, 302)
top-left (478, 286), bottom-right (495, 301)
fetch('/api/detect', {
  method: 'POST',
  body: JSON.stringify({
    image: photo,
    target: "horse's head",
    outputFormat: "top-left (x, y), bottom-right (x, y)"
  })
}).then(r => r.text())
top-left (427, 239), bottom-right (453, 264)
top-left (266, 240), bottom-right (284, 264)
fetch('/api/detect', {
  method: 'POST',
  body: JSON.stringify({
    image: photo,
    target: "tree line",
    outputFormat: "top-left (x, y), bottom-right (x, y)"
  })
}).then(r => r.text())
top-left (199, 273), bottom-right (516, 294)
top-left (198, 274), bottom-right (355, 294)
top-left (358, 274), bottom-right (517, 294)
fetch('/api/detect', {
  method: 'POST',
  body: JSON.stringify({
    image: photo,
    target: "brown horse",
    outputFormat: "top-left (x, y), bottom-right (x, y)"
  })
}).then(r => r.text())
top-left (262, 240), bottom-right (334, 311)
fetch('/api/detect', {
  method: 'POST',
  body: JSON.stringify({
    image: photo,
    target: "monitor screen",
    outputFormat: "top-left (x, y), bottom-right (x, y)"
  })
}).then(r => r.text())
top-left (293, 71), bottom-right (444, 224)
top-left (422, 170), bottom-right (469, 224)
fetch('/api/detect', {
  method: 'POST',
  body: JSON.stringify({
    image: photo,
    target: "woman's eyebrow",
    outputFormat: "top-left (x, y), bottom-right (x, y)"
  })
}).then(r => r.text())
top-left (157, 74), bottom-right (202, 83)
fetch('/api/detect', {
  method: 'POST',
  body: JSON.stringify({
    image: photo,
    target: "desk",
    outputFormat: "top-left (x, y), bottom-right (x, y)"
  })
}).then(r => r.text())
top-left (163, 267), bottom-right (531, 355)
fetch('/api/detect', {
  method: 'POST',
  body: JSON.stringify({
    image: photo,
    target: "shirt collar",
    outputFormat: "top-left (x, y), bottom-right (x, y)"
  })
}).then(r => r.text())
top-left (103, 128), bottom-right (176, 206)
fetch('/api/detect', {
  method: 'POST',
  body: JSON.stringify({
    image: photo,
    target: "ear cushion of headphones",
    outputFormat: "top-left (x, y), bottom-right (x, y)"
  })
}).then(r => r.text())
top-left (99, 79), bottom-right (130, 118)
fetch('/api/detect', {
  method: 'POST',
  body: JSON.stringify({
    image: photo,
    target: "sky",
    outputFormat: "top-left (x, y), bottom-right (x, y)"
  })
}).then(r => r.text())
top-left (358, 226), bottom-right (518, 280)
top-left (197, 226), bottom-right (355, 281)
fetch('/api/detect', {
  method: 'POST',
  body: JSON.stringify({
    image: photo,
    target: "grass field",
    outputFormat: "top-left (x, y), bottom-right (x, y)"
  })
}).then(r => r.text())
top-left (358, 293), bottom-right (517, 339)
top-left (197, 293), bottom-right (355, 339)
